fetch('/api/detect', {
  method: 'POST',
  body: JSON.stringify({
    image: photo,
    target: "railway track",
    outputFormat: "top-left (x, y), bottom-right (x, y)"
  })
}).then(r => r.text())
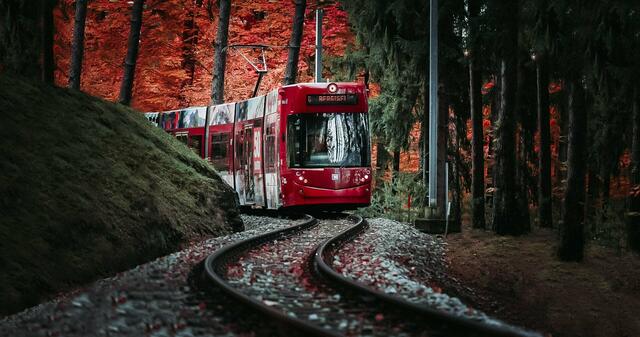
top-left (201, 214), bottom-right (541, 337)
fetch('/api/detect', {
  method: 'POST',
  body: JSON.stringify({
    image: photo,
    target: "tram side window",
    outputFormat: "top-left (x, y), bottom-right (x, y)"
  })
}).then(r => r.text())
top-left (265, 125), bottom-right (276, 170)
top-left (236, 131), bottom-right (244, 165)
top-left (211, 133), bottom-right (229, 171)
top-left (189, 135), bottom-right (203, 157)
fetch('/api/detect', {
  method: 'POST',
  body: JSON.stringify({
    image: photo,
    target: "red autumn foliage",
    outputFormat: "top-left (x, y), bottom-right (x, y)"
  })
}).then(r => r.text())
top-left (53, 0), bottom-right (352, 112)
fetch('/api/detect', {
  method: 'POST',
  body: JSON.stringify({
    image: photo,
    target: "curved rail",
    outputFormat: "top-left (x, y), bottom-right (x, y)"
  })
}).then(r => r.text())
top-left (313, 215), bottom-right (542, 337)
top-left (203, 214), bottom-right (339, 337)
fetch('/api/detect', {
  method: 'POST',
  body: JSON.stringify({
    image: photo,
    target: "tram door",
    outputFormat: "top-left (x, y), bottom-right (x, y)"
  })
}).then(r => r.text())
top-left (243, 125), bottom-right (255, 204)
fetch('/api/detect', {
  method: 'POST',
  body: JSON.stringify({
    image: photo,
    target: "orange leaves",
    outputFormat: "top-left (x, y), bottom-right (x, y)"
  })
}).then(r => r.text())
top-left (53, 0), bottom-right (353, 111)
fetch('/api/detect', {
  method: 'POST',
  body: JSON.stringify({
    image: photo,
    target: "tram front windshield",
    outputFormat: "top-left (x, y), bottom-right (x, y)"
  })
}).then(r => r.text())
top-left (287, 112), bottom-right (370, 168)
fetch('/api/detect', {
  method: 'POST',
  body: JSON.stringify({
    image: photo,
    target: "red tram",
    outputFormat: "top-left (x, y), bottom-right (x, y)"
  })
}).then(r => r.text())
top-left (145, 82), bottom-right (372, 210)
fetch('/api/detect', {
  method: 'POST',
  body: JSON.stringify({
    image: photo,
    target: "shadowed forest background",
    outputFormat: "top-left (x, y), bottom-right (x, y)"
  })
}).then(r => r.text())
top-left (2, 0), bottom-right (640, 259)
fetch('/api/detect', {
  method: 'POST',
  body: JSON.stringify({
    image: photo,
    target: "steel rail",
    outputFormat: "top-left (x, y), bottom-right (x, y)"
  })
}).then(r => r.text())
top-left (313, 215), bottom-right (542, 337)
top-left (203, 214), bottom-right (340, 337)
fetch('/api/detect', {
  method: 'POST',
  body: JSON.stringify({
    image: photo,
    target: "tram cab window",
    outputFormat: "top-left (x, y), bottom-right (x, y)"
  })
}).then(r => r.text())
top-left (287, 113), bottom-right (370, 168)
top-left (211, 133), bottom-right (229, 171)
top-left (189, 135), bottom-right (203, 157)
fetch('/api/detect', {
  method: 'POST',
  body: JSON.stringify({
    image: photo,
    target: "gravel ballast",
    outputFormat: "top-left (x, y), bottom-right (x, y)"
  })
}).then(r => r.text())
top-left (0, 215), bottom-right (292, 337)
top-left (335, 218), bottom-right (508, 326)
top-left (1, 215), bottom-right (533, 336)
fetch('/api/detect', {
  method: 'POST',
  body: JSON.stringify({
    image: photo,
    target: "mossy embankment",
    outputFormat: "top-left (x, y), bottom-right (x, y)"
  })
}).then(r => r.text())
top-left (0, 75), bottom-right (243, 316)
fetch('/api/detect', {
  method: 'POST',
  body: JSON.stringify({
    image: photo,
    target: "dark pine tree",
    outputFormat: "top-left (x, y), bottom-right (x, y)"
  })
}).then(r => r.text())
top-left (632, 87), bottom-right (640, 186)
top-left (283, 0), bottom-right (306, 85)
top-left (69, 0), bottom-right (88, 90)
top-left (558, 78), bottom-right (587, 261)
top-left (536, 52), bottom-right (553, 227)
top-left (0, 1), bottom-right (41, 79)
top-left (211, 0), bottom-right (231, 104)
top-left (41, 0), bottom-right (55, 83)
top-left (118, 0), bottom-right (145, 105)
top-left (629, 87), bottom-right (640, 252)
top-left (468, 0), bottom-right (485, 229)
top-left (492, 0), bottom-right (526, 235)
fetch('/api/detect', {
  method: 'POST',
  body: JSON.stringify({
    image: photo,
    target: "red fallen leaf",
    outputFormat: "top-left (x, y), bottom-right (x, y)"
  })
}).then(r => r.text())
top-left (375, 313), bottom-right (384, 322)
top-left (432, 286), bottom-right (442, 293)
top-left (198, 302), bottom-right (206, 310)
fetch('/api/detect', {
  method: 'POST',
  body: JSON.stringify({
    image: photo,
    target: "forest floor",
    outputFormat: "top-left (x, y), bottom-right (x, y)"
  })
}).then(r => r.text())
top-left (445, 221), bottom-right (640, 337)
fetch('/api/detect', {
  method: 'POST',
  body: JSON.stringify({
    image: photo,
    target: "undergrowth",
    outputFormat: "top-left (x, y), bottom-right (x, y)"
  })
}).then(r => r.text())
top-left (356, 172), bottom-right (427, 222)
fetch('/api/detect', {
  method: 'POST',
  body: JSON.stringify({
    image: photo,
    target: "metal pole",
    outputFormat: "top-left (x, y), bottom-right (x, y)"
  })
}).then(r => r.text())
top-left (315, 9), bottom-right (323, 83)
top-left (428, 0), bottom-right (438, 207)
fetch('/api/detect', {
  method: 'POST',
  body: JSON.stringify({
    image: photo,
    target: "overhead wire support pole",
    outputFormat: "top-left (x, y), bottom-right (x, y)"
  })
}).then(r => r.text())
top-left (315, 9), bottom-right (323, 83)
top-left (428, 0), bottom-right (439, 208)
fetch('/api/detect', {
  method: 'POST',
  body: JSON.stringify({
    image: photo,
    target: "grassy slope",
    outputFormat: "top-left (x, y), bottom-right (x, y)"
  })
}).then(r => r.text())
top-left (0, 75), bottom-right (242, 316)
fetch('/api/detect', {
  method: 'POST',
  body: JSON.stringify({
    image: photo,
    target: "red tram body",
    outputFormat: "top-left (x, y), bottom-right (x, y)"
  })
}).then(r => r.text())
top-left (145, 82), bottom-right (372, 210)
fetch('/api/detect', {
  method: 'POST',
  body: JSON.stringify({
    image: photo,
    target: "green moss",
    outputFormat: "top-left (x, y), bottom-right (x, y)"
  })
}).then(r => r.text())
top-left (0, 75), bottom-right (243, 316)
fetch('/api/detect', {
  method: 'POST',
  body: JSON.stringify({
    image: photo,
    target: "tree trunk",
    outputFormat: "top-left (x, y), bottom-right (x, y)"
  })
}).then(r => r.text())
top-left (0, 1), bottom-right (41, 78)
top-left (468, 0), bottom-right (485, 229)
top-left (629, 87), bottom-right (640, 252)
top-left (515, 51), bottom-right (531, 233)
top-left (537, 55), bottom-right (553, 227)
top-left (557, 94), bottom-right (569, 188)
top-left (392, 150), bottom-right (400, 187)
top-left (41, 0), bottom-right (55, 84)
top-left (68, 0), bottom-right (88, 90)
top-left (283, 0), bottom-right (306, 85)
top-left (631, 87), bottom-right (640, 186)
top-left (118, 0), bottom-right (145, 106)
top-left (558, 79), bottom-right (587, 262)
top-left (211, 0), bottom-right (230, 104)
top-left (178, 1), bottom-right (201, 106)
top-left (492, 0), bottom-right (525, 235)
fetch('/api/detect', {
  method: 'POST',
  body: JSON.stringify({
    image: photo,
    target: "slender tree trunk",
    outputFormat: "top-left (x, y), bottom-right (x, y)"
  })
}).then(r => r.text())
top-left (557, 93), bottom-right (569, 189)
top-left (469, 0), bottom-right (485, 229)
top-left (629, 87), bottom-right (640, 252)
top-left (179, 1), bottom-right (201, 106)
top-left (283, 0), bottom-right (306, 85)
top-left (41, 0), bottom-right (55, 83)
top-left (492, 0), bottom-right (524, 235)
top-left (392, 150), bottom-right (400, 172)
top-left (211, 0), bottom-right (231, 104)
top-left (375, 142), bottom-right (389, 189)
top-left (422, 80), bottom-right (429, 187)
top-left (632, 87), bottom-right (640, 186)
top-left (69, 0), bottom-right (88, 90)
top-left (537, 55), bottom-right (553, 227)
top-left (515, 52), bottom-right (531, 233)
top-left (558, 79), bottom-right (587, 261)
top-left (392, 150), bottom-right (401, 186)
top-left (601, 163), bottom-right (611, 206)
top-left (118, 0), bottom-right (145, 105)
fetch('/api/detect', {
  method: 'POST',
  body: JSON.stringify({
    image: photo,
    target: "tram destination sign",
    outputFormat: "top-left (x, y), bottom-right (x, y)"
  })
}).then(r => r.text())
top-left (307, 94), bottom-right (358, 106)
